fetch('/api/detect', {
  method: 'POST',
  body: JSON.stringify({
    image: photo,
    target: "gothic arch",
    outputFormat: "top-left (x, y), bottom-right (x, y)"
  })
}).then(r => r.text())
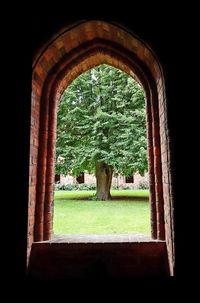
top-left (30, 20), bottom-right (174, 275)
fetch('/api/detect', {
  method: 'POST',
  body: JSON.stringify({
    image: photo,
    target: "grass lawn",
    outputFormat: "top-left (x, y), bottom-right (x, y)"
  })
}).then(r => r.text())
top-left (53, 190), bottom-right (150, 235)
top-left (54, 189), bottom-right (149, 200)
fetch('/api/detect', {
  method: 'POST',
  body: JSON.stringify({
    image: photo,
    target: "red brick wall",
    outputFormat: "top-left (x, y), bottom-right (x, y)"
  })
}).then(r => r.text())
top-left (28, 241), bottom-right (169, 279)
top-left (30, 21), bottom-right (175, 275)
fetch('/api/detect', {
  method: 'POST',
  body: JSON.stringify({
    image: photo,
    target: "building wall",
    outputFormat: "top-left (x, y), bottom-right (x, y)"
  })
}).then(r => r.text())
top-left (60, 172), bottom-right (149, 189)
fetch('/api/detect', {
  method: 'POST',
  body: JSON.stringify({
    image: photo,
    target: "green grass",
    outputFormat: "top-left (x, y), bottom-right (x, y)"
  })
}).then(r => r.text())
top-left (53, 190), bottom-right (150, 235)
top-left (54, 189), bottom-right (149, 200)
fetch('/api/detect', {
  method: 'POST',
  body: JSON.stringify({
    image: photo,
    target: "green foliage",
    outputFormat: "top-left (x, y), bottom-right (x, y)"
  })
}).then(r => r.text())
top-left (56, 64), bottom-right (148, 177)
top-left (54, 183), bottom-right (96, 191)
top-left (138, 180), bottom-right (149, 190)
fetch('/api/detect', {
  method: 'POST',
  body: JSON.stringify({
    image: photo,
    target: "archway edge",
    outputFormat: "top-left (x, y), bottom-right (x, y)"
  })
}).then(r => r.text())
top-left (45, 39), bottom-right (155, 104)
top-left (32, 20), bottom-right (164, 87)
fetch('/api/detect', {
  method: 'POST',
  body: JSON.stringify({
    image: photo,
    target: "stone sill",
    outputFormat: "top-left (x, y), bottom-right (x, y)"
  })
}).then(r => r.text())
top-left (36, 234), bottom-right (165, 244)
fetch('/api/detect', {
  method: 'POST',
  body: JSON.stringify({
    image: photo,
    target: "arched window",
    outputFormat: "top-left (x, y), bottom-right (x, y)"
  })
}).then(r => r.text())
top-left (30, 21), bottom-right (175, 276)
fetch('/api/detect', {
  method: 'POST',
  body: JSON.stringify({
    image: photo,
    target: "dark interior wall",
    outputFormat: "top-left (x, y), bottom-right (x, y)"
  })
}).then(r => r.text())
top-left (13, 6), bottom-right (193, 282)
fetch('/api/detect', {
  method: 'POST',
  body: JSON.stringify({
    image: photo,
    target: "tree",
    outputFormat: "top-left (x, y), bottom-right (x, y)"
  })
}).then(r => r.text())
top-left (56, 64), bottom-right (147, 200)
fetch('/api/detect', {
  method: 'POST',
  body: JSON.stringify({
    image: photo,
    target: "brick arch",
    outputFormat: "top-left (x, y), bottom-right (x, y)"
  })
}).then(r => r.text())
top-left (30, 21), bottom-right (174, 275)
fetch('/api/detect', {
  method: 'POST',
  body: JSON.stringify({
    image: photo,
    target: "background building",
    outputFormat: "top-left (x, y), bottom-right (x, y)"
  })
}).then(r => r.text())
top-left (55, 172), bottom-right (149, 189)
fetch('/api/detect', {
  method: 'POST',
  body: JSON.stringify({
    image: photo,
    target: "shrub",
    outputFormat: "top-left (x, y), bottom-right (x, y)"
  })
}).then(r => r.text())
top-left (112, 184), bottom-right (120, 190)
top-left (137, 180), bottom-right (149, 189)
top-left (111, 184), bottom-right (133, 190)
top-left (85, 183), bottom-right (96, 190)
top-left (54, 183), bottom-right (96, 191)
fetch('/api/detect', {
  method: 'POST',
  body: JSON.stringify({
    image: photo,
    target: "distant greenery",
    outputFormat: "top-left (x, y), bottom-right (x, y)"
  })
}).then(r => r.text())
top-left (56, 64), bottom-right (147, 185)
top-left (56, 64), bottom-right (147, 176)
top-left (137, 180), bottom-right (149, 189)
top-left (54, 183), bottom-right (97, 191)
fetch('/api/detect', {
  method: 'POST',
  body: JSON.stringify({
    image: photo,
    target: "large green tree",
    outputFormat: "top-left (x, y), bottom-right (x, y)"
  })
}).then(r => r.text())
top-left (56, 64), bottom-right (147, 200)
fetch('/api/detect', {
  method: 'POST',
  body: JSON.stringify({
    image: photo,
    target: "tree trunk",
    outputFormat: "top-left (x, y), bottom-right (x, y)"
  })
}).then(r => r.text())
top-left (95, 162), bottom-right (113, 200)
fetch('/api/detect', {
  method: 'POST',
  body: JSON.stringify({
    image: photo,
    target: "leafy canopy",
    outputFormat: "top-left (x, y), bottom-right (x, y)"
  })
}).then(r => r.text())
top-left (56, 64), bottom-right (148, 177)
